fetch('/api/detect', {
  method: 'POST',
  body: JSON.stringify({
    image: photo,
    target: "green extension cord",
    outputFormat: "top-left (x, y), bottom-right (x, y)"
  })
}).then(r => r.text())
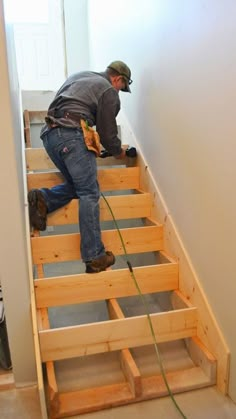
top-left (101, 192), bottom-right (188, 419)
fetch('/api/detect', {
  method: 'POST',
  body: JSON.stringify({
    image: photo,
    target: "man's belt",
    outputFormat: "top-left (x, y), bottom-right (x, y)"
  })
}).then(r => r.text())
top-left (46, 110), bottom-right (101, 157)
top-left (46, 109), bottom-right (90, 126)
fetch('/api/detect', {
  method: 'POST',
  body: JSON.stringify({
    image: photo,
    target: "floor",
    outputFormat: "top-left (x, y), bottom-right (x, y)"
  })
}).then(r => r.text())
top-left (1, 384), bottom-right (236, 418)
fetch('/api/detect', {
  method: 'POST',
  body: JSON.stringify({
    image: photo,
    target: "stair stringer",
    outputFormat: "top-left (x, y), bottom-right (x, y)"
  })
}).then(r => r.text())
top-left (127, 140), bottom-right (229, 394)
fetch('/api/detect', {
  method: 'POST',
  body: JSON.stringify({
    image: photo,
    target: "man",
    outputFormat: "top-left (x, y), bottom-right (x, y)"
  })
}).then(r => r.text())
top-left (28, 60), bottom-right (132, 273)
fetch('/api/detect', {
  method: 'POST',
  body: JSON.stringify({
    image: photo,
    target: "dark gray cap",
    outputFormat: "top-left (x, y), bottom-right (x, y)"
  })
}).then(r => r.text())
top-left (107, 60), bottom-right (132, 92)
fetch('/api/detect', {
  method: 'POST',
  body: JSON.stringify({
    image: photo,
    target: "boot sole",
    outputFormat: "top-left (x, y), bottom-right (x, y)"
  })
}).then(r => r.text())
top-left (28, 189), bottom-right (47, 231)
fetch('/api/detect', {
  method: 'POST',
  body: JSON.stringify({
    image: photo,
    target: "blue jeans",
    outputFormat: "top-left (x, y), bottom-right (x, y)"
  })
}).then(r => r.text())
top-left (40, 127), bottom-right (105, 262)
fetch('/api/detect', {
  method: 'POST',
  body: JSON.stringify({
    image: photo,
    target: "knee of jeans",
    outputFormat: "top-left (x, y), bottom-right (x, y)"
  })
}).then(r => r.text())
top-left (80, 192), bottom-right (100, 201)
top-left (74, 180), bottom-right (100, 200)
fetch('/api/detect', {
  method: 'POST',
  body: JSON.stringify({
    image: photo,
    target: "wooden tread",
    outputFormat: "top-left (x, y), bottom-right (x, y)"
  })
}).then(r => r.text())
top-left (31, 225), bottom-right (163, 264)
top-left (27, 167), bottom-right (140, 191)
top-left (34, 263), bottom-right (179, 308)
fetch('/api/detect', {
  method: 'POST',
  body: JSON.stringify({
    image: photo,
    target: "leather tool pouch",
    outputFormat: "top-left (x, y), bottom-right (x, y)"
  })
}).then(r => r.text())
top-left (81, 119), bottom-right (101, 157)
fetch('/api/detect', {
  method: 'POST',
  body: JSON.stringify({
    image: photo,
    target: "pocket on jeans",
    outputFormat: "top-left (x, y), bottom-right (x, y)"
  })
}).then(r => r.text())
top-left (59, 140), bottom-right (78, 159)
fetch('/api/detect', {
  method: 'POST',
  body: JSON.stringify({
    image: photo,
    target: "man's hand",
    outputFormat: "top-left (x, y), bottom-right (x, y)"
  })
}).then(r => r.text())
top-left (100, 147), bottom-right (136, 159)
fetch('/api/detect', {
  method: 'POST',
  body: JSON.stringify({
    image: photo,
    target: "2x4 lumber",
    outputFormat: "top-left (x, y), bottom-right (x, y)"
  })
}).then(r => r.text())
top-left (31, 225), bottom-right (164, 264)
top-left (26, 148), bottom-right (54, 170)
top-left (171, 288), bottom-right (216, 382)
top-left (23, 110), bottom-right (31, 147)
top-left (39, 307), bottom-right (198, 362)
top-left (171, 289), bottom-right (194, 309)
top-left (55, 365), bottom-right (214, 417)
top-left (25, 147), bottom-right (130, 170)
top-left (0, 372), bottom-right (14, 391)
top-left (106, 298), bottom-right (125, 320)
top-left (28, 110), bottom-right (47, 124)
top-left (171, 291), bottom-right (216, 382)
top-left (120, 348), bottom-right (142, 398)
top-left (46, 193), bottom-right (152, 225)
top-left (56, 382), bottom-right (133, 417)
top-left (107, 299), bottom-right (142, 397)
top-left (185, 336), bottom-right (216, 383)
top-left (27, 167), bottom-right (140, 191)
top-left (46, 362), bottom-right (59, 413)
top-left (159, 250), bottom-right (177, 264)
top-left (34, 263), bottom-right (179, 308)
top-left (141, 366), bottom-right (216, 399)
top-left (35, 261), bottom-right (59, 407)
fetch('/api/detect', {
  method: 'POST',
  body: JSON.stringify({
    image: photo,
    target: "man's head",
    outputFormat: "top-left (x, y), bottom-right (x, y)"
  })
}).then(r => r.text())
top-left (107, 60), bottom-right (132, 93)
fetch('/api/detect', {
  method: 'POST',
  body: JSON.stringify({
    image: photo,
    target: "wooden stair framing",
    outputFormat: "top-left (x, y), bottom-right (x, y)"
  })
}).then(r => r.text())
top-left (24, 110), bottom-right (229, 418)
top-left (23, 110), bottom-right (47, 148)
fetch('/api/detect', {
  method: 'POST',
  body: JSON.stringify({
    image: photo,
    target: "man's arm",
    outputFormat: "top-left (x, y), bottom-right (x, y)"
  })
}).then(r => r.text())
top-left (96, 88), bottom-right (125, 157)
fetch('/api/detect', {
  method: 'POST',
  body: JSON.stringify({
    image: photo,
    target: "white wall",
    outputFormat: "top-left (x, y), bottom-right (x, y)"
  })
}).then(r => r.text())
top-left (22, 90), bottom-right (56, 110)
top-left (88, 0), bottom-right (236, 400)
top-left (0, 4), bottom-right (36, 384)
top-left (64, 0), bottom-right (90, 74)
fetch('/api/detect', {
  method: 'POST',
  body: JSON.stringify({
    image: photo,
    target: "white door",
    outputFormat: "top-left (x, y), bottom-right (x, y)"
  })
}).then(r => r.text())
top-left (4, 0), bottom-right (66, 90)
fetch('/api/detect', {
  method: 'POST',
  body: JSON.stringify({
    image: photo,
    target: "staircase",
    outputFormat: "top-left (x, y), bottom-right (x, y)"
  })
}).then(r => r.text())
top-left (24, 110), bottom-right (229, 418)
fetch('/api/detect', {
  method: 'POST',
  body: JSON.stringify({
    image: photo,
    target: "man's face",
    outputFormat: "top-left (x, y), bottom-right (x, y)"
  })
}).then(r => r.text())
top-left (111, 75), bottom-right (126, 92)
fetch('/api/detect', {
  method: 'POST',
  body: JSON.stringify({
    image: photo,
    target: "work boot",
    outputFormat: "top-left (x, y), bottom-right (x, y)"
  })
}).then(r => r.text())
top-left (85, 251), bottom-right (115, 273)
top-left (28, 189), bottom-right (47, 231)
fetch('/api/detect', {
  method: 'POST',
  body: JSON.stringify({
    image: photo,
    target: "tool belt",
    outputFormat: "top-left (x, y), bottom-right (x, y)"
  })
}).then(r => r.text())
top-left (80, 119), bottom-right (101, 157)
top-left (46, 110), bottom-right (101, 157)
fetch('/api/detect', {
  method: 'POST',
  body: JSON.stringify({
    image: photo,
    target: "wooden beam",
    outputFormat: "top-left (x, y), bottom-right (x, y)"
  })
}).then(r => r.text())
top-left (25, 148), bottom-right (54, 170)
top-left (171, 289), bottom-right (194, 309)
top-left (25, 147), bottom-right (131, 170)
top-left (27, 167), bottom-right (140, 191)
top-left (45, 193), bottom-right (152, 225)
top-left (46, 361), bottom-right (59, 415)
top-left (106, 299), bottom-right (142, 398)
top-left (106, 298), bottom-right (125, 318)
top-left (0, 372), bottom-right (15, 391)
top-left (53, 365), bottom-right (215, 417)
top-left (28, 110), bottom-right (47, 124)
top-left (39, 308), bottom-right (198, 362)
top-left (31, 225), bottom-right (164, 264)
top-left (35, 258), bottom-right (59, 414)
top-left (107, 298), bottom-right (125, 320)
top-left (34, 263), bottom-right (178, 308)
top-left (57, 383), bottom-right (133, 417)
top-left (141, 366), bottom-right (216, 399)
top-left (23, 110), bottom-right (31, 147)
top-left (171, 291), bottom-right (216, 383)
top-left (185, 336), bottom-right (216, 383)
top-left (120, 348), bottom-right (142, 398)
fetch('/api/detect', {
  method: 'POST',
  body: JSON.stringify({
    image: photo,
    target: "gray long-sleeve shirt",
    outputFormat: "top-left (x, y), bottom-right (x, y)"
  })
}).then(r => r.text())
top-left (40, 71), bottom-right (122, 156)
